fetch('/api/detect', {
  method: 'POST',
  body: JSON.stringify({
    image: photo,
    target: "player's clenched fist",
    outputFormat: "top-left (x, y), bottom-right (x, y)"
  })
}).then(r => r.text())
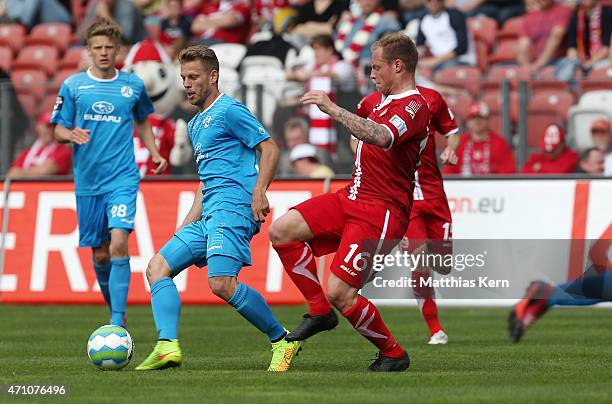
top-left (151, 154), bottom-right (168, 175)
top-left (301, 90), bottom-right (334, 115)
top-left (70, 128), bottom-right (90, 145)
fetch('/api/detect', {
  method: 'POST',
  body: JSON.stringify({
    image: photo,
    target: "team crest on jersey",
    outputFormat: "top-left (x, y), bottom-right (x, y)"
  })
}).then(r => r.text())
top-left (53, 96), bottom-right (64, 111)
top-left (389, 115), bottom-right (407, 136)
top-left (405, 100), bottom-right (421, 119)
top-left (203, 115), bottom-right (212, 128)
top-left (92, 101), bottom-right (114, 114)
top-left (121, 86), bottom-right (133, 97)
top-left (258, 126), bottom-right (265, 134)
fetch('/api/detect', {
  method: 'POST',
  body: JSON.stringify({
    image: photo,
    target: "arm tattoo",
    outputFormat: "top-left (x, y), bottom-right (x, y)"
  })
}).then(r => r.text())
top-left (332, 107), bottom-right (391, 148)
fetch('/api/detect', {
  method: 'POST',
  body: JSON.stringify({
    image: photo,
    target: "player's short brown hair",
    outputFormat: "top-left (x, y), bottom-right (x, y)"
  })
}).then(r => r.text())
top-left (372, 33), bottom-right (418, 75)
top-left (178, 45), bottom-right (220, 75)
top-left (86, 17), bottom-right (121, 45)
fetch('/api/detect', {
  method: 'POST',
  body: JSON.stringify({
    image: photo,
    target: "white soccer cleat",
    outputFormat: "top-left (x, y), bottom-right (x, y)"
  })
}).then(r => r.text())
top-left (428, 330), bottom-right (448, 345)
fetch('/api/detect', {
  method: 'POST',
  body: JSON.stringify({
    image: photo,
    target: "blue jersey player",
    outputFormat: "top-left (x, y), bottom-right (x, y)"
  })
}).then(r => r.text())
top-left (51, 18), bottom-right (168, 327)
top-left (135, 46), bottom-right (302, 372)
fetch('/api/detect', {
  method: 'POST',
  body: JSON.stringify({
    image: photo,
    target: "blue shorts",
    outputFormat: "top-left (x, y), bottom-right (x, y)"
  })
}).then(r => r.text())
top-left (76, 187), bottom-right (138, 248)
top-left (159, 209), bottom-right (258, 278)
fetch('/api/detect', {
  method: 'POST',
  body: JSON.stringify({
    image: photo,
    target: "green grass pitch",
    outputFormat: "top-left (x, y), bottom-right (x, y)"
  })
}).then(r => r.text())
top-left (1, 304), bottom-right (611, 403)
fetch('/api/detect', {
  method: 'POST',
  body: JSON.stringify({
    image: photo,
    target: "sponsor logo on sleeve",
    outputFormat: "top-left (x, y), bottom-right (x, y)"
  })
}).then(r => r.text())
top-left (53, 96), bottom-right (64, 111)
top-left (389, 114), bottom-right (407, 137)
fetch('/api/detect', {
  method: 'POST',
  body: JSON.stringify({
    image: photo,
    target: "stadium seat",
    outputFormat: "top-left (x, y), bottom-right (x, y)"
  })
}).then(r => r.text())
top-left (218, 67), bottom-right (241, 99)
top-left (11, 69), bottom-right (48, 106)
top-left (50, 68), bottom-right (77, 93)
top-left (40, 93), bottom-right (59, 116)
top-left (12, 46), bottom-right (59, 77)
top-left (488, 41), bottom-right (518, 65)
top-left (474, 38), bottom-right (490, 72)
top-left (482, 90), bottom-right (519, 134)
top-left (0, 46), bottom-right (13, 73)
top-left (434, 66), bottom-right (482, 98)
top-left (496, 16), bottom-right (523, 44)
top-left (467, 16), bottom-right (497, 48)
top-left (241, 61), bottom-right (286, 128)
top-left (530, 79), bottom-right (570, 97)
top-left (442, 91), bottom-right (474, 126)
top-left (483, 65), bottom-right (530, 94)
top-left (526, 92), bottom-right (574, 147)
top-left (0, 24), bottom-right (26, 54)
top-left (567, 90), bottom-right (612, 149)
top-left (579, 66), bottom-right (612, 94)
top-left (25, 23), bottom-right (72, 54)
top-left (59, 46), bottom-right (86, 70)
top-left (210, 43), bottom-right (247, 70)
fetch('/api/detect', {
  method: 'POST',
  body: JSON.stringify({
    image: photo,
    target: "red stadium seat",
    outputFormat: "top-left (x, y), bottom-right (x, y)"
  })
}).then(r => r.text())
top-left (580, 67), bottom-right (612, 93)
top-left (442, 91), bottom-right (474, 126)
top-left (25, 23), bottom-right (72, 54)
top-left (0, 24), bottom-right (26, 54)
top-left (12, 68), bottom-right (53, 117)
top-left (434, 66), bottom-right (482, 98)
top-left (12, 46), bottom-right (59, 77)
top-left (0, 46), bottom-right (13, 72)
top-left (40, 94), bottom-right (59, 116)
top-left (526, 92), bottom-right (575, 147)
top-left (474, 38), bottom-right (490, 72)
top-left (483, 65), bottom-right (530, 93)
top-left (496, 16), bottom-right (523, 43)
top-left (530, 79), bottom-right (570, 96)
top-left (488, 41), bottom-right (518, 65)
top-left (59, 46), bottom-right (86, 70)
top-left (50, 68), bottom-right (77, 94)
top-left (482, 90), bottom-right (520, 134)
top-left (468, 16), bottom-right (497, 48)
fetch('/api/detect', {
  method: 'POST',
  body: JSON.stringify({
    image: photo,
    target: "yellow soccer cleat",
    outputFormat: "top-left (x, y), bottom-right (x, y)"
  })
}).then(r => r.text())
top-left (135, 340), bottom-right (182, 371)
top-left (267, 337), bottom-right (302, 372)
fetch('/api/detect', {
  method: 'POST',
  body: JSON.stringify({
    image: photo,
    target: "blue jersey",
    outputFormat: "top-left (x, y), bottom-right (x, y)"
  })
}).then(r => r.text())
top-left (188, 94), bottom-right (270, 222)
top-left (51, 69), bottom-right (154, 196)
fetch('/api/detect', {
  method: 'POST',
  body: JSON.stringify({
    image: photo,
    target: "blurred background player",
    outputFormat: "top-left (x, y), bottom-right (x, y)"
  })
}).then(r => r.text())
top-left (270, 33), bottom-right (430, 372)
top-left (136, 45), bottom-right (301, 372)
top-left (7, 112), bottom-right (72, 178)
top-left (508, 239), bottom-right (611, 343)
top-left (354, 84), bottom-right (460, 345)
top-left (51, 18), bottom-right (167, 327)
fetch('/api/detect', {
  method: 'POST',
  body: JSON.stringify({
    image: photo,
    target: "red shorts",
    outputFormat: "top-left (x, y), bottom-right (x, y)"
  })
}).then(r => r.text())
top-left (404, 196), bottom-right (453, 256)
top-left (293, 190), bottom-right (408, 289)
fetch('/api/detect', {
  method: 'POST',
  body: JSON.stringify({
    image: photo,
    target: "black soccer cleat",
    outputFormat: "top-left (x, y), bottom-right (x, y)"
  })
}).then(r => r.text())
top-left (285, 310), bottom-right (339, 342)
top-left (367, 352), bottom-right (410, 372)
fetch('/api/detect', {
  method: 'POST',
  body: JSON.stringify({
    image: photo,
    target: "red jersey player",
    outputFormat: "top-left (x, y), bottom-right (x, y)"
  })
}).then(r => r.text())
top-left (269, 33), bottom-right (430, 372)
top-left (133, 115), bottom-right (175, 176)
top-left (355, 86), bottom-right (459, 345)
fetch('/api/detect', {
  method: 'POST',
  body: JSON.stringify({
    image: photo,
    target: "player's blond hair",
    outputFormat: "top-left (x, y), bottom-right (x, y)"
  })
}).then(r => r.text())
top-left (372, 33), bottom-right (418, 75)
top-left (86, 17), bottom-right (121, 46)
top-left (179, 46), bottom-right (220, 76)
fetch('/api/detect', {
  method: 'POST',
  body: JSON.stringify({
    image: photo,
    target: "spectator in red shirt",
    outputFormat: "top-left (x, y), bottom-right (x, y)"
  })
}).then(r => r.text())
top-left (522, 124), bottom-right (579, 174)
top-left (191, 0), bottom-right (251, 45)
top-left (443, 101), bottom-right (516, 176)
top-left (7, 113), bottom-right (72, 178)
top-left (517, 0), bottom-right (572, 75)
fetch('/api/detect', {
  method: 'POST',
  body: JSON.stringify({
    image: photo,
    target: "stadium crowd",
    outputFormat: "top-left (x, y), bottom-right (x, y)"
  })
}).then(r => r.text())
top-left (0, 0), bottom-right (611, 177)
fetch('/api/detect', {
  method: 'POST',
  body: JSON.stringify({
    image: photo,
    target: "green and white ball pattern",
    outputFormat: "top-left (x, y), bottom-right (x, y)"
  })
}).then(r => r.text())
top-left (87, 325), bottom-right (133, 370)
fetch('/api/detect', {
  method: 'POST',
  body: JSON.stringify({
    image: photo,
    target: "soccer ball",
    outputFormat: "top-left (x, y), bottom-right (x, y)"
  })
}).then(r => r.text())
top-left (87, 325), bottom-right (133, 370)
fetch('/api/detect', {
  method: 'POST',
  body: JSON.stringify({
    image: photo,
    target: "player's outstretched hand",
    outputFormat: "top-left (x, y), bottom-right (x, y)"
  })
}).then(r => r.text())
top-left (70, 128), bottom-right (90, 145)
top-left (252, 189), bottom-right (270, 222)
top-left (151, 155), bottom-right (168, 174)
top-left (440, 147), bottom-right (458, 165)
top-left (301, 90), bottom-right (334, 115)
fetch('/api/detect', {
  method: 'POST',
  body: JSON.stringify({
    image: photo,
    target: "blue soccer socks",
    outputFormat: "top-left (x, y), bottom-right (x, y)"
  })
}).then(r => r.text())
top-left (151, 277), bottom-right (182, 340)
top-left (109, 257), bottom-right (131, 326)
top-left (228, 282), bottom-right (286, 342)
top-left (93, 258), bottom-right (112, 312)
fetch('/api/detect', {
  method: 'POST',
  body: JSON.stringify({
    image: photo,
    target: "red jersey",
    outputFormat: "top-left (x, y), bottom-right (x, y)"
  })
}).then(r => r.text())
top-left (522, 147), bottom-right (579, 174)
top-left (133, 115), bottom-right (175, 176)
top-left (356, 86), bottom-right (458, 200)
top-left (347, 89), bottom-right (430, 217)
top-left (443, 131), bottom-right (516, 175)
top-left (197, 0), bottom-right (251, 44)
top-left (11, 140), bottom-right (72, 174)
